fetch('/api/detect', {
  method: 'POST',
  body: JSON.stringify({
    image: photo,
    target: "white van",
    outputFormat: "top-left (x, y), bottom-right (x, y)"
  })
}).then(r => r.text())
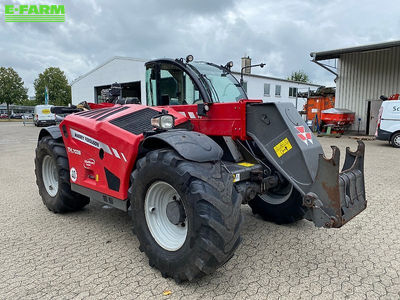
top-left (375, 100), bottom-right (400, 147)
top-left (34, 105), bottom-right (56, 127)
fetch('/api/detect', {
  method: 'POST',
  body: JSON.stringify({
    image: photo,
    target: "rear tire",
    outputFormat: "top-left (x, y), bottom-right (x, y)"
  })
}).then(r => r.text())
top-left (249, 185), bottom-right (305, 224)
top-left (130, 149), bottom-right (242, 282)
top-left (35, 135), bottom-right (89, 213)
top-left (391, 132), bottom-right (400, 148)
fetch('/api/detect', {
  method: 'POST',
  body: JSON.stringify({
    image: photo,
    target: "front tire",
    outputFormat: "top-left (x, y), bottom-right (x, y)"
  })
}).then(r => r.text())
top-left (35, 135), bottom-right (89, 213)
top-left (249, 183), bottom-right (305, 224)
top-left (130, 149), bottom-right (242, 282)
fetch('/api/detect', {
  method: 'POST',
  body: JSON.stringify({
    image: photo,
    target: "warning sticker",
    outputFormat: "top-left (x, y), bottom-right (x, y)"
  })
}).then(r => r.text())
top-left (273, 138), bottom-right (292, 158)
top-left (233, 173), bottom-right (240, 183)
top-left (237, 162), bottom-right (255, 167)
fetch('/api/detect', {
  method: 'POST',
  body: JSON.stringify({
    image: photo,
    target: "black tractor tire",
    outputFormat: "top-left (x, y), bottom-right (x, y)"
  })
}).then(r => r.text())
top-left (391, 132), bottom-right (400, 148)
top-left (130, 149), bottom-right (242, 282)
top-left (35, 135), bottom-right (89, 213)
top-left (248, 188), bottom-right (305, 224)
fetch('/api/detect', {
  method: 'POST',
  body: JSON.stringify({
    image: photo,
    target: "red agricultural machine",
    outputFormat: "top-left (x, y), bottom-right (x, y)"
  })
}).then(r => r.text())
top-left (35, 56), bottom-right (367, 282)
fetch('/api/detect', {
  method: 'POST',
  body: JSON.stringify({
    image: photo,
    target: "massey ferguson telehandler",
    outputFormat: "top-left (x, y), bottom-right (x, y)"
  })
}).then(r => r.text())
top-left (35, 56), bottom-right (366, 282)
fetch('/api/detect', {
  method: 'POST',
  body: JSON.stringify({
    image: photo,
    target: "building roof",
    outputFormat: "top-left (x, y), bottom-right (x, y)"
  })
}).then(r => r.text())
top-left (71, 56), bottom-right (147, 85)
top-left (231, 71), bottom-right (321, 87)
top-left (310, 40), bottom-right (400, 61)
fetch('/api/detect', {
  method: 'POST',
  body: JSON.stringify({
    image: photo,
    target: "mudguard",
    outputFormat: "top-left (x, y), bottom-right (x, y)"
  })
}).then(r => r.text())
top-left (143, 130), bottom-right (223, 162)
top-left (38, 125), bottom-right (62, 141)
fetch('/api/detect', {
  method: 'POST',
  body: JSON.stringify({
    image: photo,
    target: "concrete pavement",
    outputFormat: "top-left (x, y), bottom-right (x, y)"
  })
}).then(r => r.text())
top-left (0, 122), bottom-right (399, 299)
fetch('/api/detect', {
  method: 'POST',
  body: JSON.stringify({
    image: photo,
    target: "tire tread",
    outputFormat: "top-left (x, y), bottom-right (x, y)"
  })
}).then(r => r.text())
top-left (130, 149), bottom-right (242, 282)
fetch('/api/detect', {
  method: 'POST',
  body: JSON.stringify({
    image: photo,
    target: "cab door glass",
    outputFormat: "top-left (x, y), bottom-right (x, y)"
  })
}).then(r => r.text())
top-left (160, 69), bottom-right (179, 105)
top-left (146, 63), bottom-right (203, 106)
top-left (159, 63), bottom-right (202, 105)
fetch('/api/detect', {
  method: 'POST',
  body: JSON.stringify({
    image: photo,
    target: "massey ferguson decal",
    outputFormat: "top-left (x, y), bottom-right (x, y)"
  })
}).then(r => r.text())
top-left (83, 158), bottom-right (95, 169)
top-left (70, 129), bottom-right (112, 154)
top-left (70, 129), bottom-right (127, 162)
top-left (295, 126), bottom-right (313, 145)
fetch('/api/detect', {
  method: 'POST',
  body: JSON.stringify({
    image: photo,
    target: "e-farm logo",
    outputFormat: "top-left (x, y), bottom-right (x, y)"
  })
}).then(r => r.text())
top-left (5, 4), bottom-right (65, 22)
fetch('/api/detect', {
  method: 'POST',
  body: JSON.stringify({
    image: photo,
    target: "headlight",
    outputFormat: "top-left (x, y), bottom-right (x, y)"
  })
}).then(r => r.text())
top-left (151, 114), bottom-right (175, 130)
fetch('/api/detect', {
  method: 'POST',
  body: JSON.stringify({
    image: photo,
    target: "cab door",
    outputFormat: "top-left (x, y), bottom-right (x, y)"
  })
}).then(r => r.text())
top-left (145, 62), bottom-right (203, 107)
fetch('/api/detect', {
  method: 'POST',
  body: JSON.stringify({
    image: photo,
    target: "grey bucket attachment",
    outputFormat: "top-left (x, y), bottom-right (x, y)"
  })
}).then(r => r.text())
top-left (303, 141), bottom-right (366, 228)
top-left (246, 102), bottom-right (366, 228)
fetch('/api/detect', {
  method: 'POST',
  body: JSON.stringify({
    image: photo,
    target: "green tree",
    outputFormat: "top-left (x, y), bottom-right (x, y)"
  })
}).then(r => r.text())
top-left (34, 67), bottom-right (71, 106)
top-left (0, 67), bottom-right (28, 118)
top-left (18, 97), bottom-right (38, 106)
top-left (287, 70), bottom-right (310, 83)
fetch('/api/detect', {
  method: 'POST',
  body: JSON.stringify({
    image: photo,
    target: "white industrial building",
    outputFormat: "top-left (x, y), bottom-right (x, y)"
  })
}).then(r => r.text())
top-left (311, 41), bottom-right (400, 134)
top-left (71, 57), bottom-right (147, 106)
top-left (71, 56), bottom-right (321, 110)
top-left (234, 71), bottom-right (320, 110)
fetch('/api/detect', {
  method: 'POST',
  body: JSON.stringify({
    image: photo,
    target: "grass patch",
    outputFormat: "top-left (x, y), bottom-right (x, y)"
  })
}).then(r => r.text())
top-left (0, 119), bottom-right (25, 122)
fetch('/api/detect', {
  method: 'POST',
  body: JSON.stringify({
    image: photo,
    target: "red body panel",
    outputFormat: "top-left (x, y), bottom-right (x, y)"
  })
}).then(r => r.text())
top-left (61, 104), bottom-right (186, 200)
top-left (320, 112), bottom-right (355, 125)
top-left (60, 100), bottom-right (262, 200)
top-left (88, 102), bottom-right (115, 109)
top-left (165, 100), bottom-right (261, 140)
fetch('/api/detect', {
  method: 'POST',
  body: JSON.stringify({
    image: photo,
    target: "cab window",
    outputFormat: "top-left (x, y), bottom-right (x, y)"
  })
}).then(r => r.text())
top-left (146, 63), bottom-right (202, 106)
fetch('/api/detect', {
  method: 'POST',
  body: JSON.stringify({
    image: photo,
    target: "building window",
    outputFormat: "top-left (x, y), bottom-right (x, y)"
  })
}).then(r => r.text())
top-left (242, 81), bottom-right (247, 93)
top-left (263, 83), bottom-right (270, 96)
top-left (289, 87), bottom-right (298, 97)
top-left (275, 85), bottom-right (281, 96)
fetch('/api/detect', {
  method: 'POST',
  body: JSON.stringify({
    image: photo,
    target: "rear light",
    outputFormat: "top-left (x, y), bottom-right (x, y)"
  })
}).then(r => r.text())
top-left (377, 107), bottom-right (383, 129)
top-left (375, 107), bottom-right (383, 136)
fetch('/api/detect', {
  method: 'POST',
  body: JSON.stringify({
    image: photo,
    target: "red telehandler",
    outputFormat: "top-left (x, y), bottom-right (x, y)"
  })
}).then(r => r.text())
top-left (35, 56), bottom-right (366, 282)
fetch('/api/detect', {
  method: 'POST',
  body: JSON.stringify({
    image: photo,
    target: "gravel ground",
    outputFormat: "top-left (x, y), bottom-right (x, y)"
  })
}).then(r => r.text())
top-left (0, 122), bottom-right (399, 299)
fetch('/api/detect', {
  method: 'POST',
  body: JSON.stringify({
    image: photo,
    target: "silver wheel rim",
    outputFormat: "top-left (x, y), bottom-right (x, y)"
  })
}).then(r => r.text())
top-left (42, 155), bottom-right (58, 197)
top-left (144, 181), bottom-right (188, 251)
top-left (259, 183), bottom-right (293, 205)
top-left (394, 135), bottom-right (400, 146)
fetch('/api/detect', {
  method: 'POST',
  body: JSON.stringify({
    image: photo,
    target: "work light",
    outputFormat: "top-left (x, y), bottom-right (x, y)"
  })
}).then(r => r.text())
top-left (186, 55), bottom-right (194, 63)
top-left (151, 114), bottom-right (175, 130)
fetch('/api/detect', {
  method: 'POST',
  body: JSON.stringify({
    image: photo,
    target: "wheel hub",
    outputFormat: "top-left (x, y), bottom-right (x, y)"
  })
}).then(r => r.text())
top-left (42, 155), bottom-right (58, 197)
top-left (166, 199), bottom-right (186, 225)
top-left (394, 135), bottom-right (400, 146)
top-left (258, 182), bottom-right (293, 205)
top-left (144, 181), bottom-right (188, 251)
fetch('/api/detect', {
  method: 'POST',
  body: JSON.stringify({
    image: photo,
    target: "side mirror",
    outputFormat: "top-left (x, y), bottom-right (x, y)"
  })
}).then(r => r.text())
top-left (197, 103), bottom-right (210, 117)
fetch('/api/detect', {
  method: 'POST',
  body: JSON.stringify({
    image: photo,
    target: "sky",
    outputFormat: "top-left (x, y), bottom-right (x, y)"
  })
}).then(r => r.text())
top-left (0, 0), bottom-right (399, 96)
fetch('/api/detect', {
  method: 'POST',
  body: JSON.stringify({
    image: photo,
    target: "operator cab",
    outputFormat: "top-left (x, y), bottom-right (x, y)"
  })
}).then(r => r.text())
top-left (145, 58), bottom-right (247, 107)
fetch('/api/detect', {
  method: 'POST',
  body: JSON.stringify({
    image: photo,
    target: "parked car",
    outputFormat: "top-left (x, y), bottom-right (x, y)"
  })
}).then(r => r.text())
top-left (10, 113), bottom-right (23, 119)
top-left (375, 100), bottom-right (400, 147)
top-left (34, 105), bottom-right (56, 126)
top-left (0, 113), bottom-right (8, 119)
